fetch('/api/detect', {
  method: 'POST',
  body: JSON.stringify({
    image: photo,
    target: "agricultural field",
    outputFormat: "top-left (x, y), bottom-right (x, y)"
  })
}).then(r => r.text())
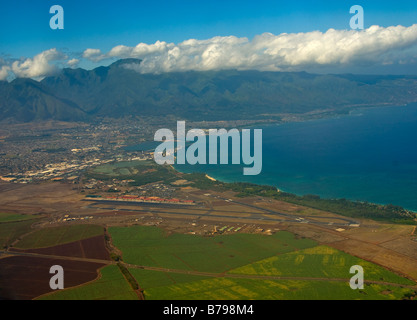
top-left (0, 212), bottom-right (35, 223)
top-left (38, 265), bottom-right (138, 300)
top-left (0, 219), bottom-right (38, 249)
top-left (0, 223), bottom-right (112, 299)
top-left (109, 226), bottom-right (317, 273)
top-left (11, 235), bottom-right (111, 261)
top-left (3, 223), bottom-right (413, 300)
top-left (229, 246), bottom-right (415, 286)
top-left (129, 268), bottom-right (210, 289)
top-left (108, 225), bottom-right (416, 300)
top-left (14, 224), bottom-right (105, 249)
top-left (137, 273), bottom-right (415, 300)
top-left (0, 256), bottom-right (106, 300)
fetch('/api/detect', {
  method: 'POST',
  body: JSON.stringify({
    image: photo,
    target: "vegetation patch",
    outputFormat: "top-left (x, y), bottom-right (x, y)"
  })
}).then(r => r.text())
top-left (229, 245), bottom-right (415, 286)
top-left (136, 272), bottom-right (415, 300)
top-left (14, 224), bottom-right (104, 249)
top-left (0, 212), bottom-right (35, 223)
top-left (0, 219), bottom-right (36, 249)
top-left (87, 160), bottom-right (178, 186)
top-left (108, 225), bottom-right (415, 300)
top-left (109, 225), bottom-right (316, 273)
top-left (129, 268), bottom-right (209, 291)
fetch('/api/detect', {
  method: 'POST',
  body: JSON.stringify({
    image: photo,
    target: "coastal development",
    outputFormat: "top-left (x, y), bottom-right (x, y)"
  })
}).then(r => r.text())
top-left (0, 137), bottom-right (416, 300)
top-left (2, 1), bottom-right (417, 302)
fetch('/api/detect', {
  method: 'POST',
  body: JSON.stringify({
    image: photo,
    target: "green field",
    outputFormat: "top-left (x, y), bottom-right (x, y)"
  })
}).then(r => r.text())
top-left (129, 268), bottom-right (210, 290)
top-left (109, 226), bottom-right (317, 273)
top-left (137, 272), bottom-right (414, 300)
top-left (39, 265), bottom-right (138, 300)
top-left (229, 245), bottom-right (415, 286)
top-left (0, 219), bottom-right (37, 248)
top-left (0, 213), bottom-right (44, 248)
top-left (107, 225), bottom-right (416, 300)
top-left (33, 225), bottom-right (417, 300)
top-left (14, 224), bottom-right (104, 249)
top-left (0, 212), bottom-right (35, 223)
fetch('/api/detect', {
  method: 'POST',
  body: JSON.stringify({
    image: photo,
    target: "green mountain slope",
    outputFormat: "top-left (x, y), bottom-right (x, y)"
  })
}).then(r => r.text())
top-left (1, 59), bottom-right (417, 122)
top-left (0, 78), bottom-right (86, 122)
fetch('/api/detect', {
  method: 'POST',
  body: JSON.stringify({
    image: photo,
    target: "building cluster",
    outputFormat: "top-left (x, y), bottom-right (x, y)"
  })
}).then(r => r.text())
top-left (0, 117), bottom-right (156, 177)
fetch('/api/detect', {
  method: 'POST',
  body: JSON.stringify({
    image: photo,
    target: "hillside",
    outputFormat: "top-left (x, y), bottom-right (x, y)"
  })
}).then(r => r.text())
top-left (0, 78), bottom-right (86, 122)
top-left (1, 59), bottom-right (417, 122)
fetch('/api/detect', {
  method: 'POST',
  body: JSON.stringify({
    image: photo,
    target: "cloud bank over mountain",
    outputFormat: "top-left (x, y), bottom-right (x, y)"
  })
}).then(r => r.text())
top-left (9, 49), bottom-right (67, 79)
top-left (2, 24), bottom-right (417, 80)
top-left (100, 24), bottom-right (417, 73)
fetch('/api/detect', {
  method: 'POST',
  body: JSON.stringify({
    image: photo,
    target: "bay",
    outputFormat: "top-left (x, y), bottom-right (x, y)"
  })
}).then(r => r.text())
top-left (174, 104), bottom-right (417, 211)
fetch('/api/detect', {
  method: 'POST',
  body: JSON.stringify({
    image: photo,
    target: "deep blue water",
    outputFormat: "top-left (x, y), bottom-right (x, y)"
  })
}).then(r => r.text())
top-left (129, 104), bottom-right (417, 211)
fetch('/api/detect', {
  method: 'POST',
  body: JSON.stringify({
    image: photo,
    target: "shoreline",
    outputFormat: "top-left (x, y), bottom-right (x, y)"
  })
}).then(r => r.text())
top-left (128, 102), bottom-right (417, 214)
top-left (173, 164), bottom-right (417, 214)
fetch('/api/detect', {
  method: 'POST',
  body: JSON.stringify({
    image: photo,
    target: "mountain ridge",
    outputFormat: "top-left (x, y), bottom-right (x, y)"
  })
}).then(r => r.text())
top-left (1, 59), bottom-right (417, 122)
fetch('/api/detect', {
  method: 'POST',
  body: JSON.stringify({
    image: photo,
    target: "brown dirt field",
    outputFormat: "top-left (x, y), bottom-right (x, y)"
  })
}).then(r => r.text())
top-left (0, 256), bottom-right (106, 300)
top-left (0, 182), bottom-right (79, 204)
top-left (0, 182), bottom-right (84, 215)
top-left (251, 198), bottom-right (352, 221)
top-left (286, 224), bottom-right (348, 243)
top-left (10, 235), bottom-right (111, 261)
top-left (0, 182), bottom-right (23, 194)
top-left (253, 201), bottom-right (301, 213)
top-left (329, 239), bottom-right (417, 281)
top-left (284, 222), bottom-right (417, 281)
top-left (378, 238), bottom-right (417, 260)
top-left (211, 201), bottom-right (234, 206)
top-left (345, 224), bottom-right (414, 244)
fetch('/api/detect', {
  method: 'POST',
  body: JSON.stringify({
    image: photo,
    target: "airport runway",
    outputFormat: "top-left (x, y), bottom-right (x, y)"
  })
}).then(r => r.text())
top-left (85, 196), bottom-right (360, 227)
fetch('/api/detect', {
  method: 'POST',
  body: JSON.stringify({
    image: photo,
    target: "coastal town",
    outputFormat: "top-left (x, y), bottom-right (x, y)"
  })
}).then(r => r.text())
top-left (0, 118), bottom-right (155, 183)
top-left (0, 154), bottom-right (152, 184)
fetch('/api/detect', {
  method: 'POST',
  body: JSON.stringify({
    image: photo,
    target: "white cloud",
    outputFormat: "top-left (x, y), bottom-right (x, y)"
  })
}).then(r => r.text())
top-left (4, 24), bottom-right (417, 80)
top-left (0, 65), bottom-right (10, 80)
top-left (108, 41), bottom-right (175, 59)
top-left (67, 58), bottom-right (80, 68)
top-left (82, 48), bottom-right (106, 62)
top-left (11, 48), bottom-right (67, 79)
top-left (104, 24), bottom-right (417, 73)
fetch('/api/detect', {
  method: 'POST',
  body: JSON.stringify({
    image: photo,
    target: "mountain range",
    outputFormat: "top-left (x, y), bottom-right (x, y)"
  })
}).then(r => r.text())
top-left (1, 58), bottom-right (417, 122)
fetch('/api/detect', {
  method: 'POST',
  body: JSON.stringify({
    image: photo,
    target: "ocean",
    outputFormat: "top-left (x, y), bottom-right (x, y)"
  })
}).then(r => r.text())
top-left (129, 103), bottom-right (417, 211)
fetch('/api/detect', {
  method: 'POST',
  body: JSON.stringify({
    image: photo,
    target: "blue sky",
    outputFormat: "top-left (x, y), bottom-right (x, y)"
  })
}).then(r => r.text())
top-left (1, 0), bottom-right (417, 77)
top-left (2, 0), bottom-right (417, 57)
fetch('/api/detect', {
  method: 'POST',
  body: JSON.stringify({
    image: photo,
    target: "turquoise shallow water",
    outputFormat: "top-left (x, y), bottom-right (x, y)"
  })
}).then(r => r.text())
top-left (128, 103), bottom-right (417, 211)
